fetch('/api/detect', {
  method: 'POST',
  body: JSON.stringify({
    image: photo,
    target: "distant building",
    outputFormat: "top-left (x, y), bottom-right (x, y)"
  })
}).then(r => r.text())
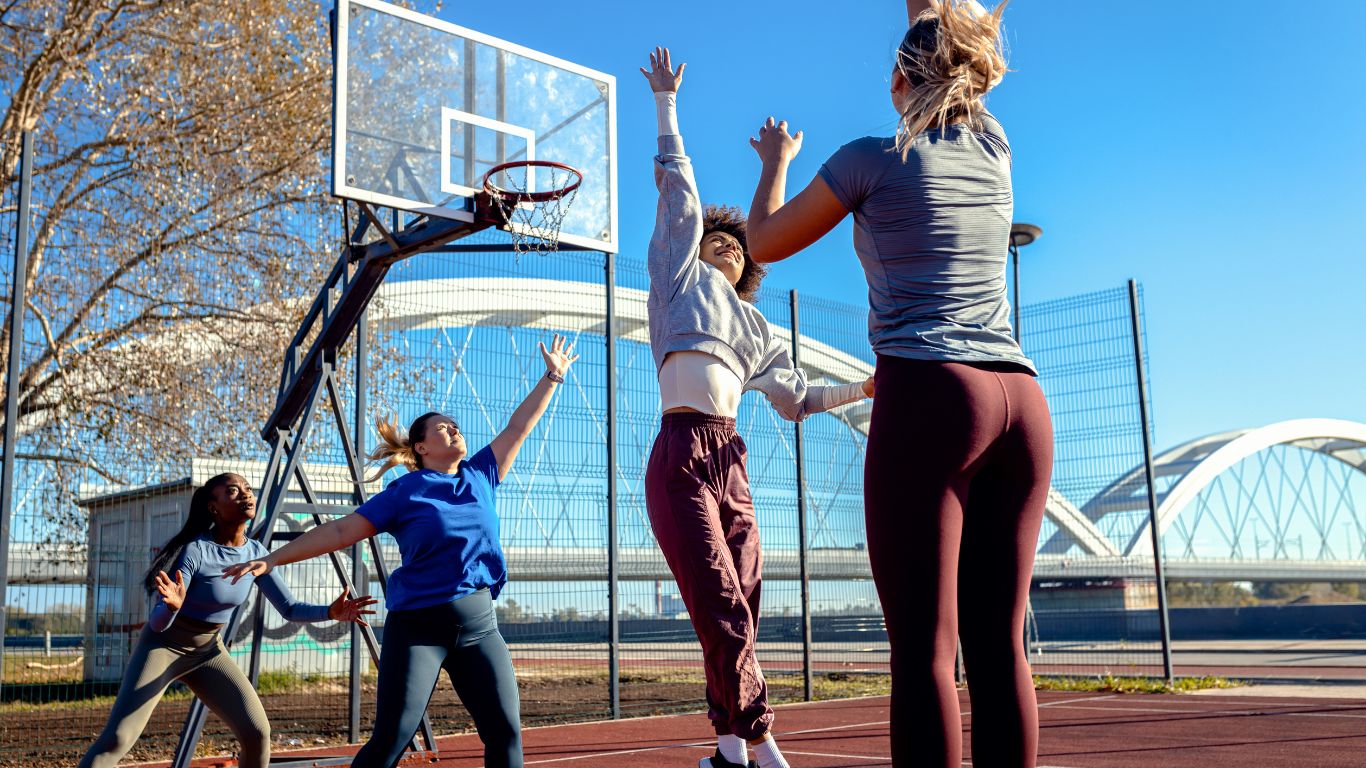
top-left (78, 459), bottom-right (363, 681)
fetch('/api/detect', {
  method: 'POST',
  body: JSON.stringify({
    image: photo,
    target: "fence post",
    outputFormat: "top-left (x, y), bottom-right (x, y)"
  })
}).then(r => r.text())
top-left (350, 308), bottom-right (367, 742)
top-left (789, 290), bottom-right (814, 701)
top-left (1127, 279), bottom-right (1174, 685)
top-left (0, 131), bottom-right (35, 686)
top-left (605, 250), bottom-right (620, 719)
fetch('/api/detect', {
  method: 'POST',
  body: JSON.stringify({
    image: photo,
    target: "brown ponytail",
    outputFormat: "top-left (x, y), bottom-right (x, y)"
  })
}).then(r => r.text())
top-left (366, 411), bottom-right (442, 481)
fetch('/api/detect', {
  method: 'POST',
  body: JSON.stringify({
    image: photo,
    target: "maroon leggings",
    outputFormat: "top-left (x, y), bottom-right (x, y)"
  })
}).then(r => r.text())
top-left (645, 413), bottom-right (773, 740)
top-left (865, 356), bottom-right (1053, 768)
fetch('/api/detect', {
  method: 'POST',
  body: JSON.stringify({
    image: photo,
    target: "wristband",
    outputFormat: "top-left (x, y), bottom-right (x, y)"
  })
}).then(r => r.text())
top-left (655, 91), bottom-right (680, 136)
top-left (546, 370), bottom-right (565, 384)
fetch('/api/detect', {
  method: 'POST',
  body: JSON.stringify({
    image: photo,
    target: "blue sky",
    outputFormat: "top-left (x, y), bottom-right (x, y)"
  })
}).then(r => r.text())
top-left (425, 0), bottom-right (1364, 449)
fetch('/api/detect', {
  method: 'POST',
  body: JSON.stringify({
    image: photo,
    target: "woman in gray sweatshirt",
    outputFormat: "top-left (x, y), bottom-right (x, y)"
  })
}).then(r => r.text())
top-left (639, 46), bottom-right (872, 768)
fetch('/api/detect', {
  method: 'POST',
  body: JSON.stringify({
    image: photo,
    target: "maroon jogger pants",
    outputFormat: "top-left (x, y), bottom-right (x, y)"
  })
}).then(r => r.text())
top-left (645, 412), bottom-right (774, 740)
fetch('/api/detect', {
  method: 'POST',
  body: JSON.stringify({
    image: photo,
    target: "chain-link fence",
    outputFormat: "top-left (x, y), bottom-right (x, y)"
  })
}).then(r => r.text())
top-left (1023, 285), bottom-right (1166, 677)
top-left (1, 147), bottom-right (1177, 763)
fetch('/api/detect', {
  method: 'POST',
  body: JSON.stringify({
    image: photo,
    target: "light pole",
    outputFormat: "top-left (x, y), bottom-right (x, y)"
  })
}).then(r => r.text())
top-left (1009, 222), bottom-right (1042, 342)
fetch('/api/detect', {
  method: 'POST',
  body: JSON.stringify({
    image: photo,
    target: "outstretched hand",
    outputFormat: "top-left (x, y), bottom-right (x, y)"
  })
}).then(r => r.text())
top-left (749, 116), bottom-right (803, 165)
top-left (222, 559), bottom-right (270, 585)
top-left (640, 46), bottom-right (686, 93)
top-left (539, 334), bottom-right (580, 379)
top-left (328, 587), bottom-right (379, 625)
top-left (154, 570), bottom-right (187, 612)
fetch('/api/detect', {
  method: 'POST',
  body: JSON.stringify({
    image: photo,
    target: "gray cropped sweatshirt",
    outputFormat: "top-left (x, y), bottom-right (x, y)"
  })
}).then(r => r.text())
top-left (646, 92), bottom-right (863, 422)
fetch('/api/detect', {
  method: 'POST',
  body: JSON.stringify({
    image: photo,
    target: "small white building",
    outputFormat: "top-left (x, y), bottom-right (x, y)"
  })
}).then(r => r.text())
top-left (79, 459), bottom-right (374, 681)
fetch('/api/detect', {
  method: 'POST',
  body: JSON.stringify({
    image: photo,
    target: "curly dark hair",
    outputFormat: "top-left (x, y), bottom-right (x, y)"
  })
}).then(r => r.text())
top-left (702, 204), bottom-right (767, 303)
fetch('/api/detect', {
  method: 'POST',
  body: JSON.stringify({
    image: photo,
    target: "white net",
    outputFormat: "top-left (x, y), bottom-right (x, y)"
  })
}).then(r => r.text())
top-left (483, 162), bottom-right (582, 256)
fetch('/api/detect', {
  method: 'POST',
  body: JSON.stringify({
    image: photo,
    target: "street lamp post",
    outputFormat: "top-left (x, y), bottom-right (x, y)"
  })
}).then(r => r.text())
top-left (1009, 222), bottom-right (1042, 342)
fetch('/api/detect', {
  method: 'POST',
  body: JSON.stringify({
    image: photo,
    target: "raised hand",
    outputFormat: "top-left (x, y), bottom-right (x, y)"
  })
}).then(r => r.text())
top-left (327, 587), bottom-right (379, 625)
top-left (222, 559), bottom-right (271, 585)
top-left (639, 46), bottom-right (686, 93)
top-left (154, 570), bottom-right (188, 612)
top-left (749, 116), bottom-right (804, 165)
top-left (539, 333), bottom-right (580, 379)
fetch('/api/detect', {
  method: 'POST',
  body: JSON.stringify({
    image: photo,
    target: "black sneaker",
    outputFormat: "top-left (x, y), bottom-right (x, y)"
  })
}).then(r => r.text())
top-left (699, 749), bottom-right (759, 768)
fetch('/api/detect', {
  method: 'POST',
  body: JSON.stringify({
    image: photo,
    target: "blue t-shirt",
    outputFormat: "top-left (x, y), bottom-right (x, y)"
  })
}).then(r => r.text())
top-left (356, 445), bottom-right (506, 611)
top-left (817, 113), bottom-right (1036, 374)
top-left (149, 535), bottom-right (331, 631)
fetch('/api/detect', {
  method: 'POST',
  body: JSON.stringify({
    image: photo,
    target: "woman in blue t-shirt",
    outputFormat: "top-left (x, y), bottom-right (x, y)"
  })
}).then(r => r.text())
top-left (742, 3), bottom-right (1052, 767)
top-left (79, 472), bottom-right (377, 768)
top-left (225, 334), bottom-right (579, 768)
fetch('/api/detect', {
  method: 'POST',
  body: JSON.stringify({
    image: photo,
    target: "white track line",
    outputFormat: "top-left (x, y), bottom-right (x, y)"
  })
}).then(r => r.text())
top-left (1039, 694), bottom-right (1119, 707)
top-left (1044, 703), bottom-right (1366, 720)
top-left (512, 696), bottom-right (1129, 767)
top-left (519, 716), bottom-right (899, 765)
top-left (523, 740), bottom-right (712, 765)
top-left (784, 750), bottom-right (889, 762)
top-left (963, 763), bottom-right (1075, 767)
top-left (1048, 703), bottom-right (1230, 714)
top-left (780, 719), bottom-right (891, 736)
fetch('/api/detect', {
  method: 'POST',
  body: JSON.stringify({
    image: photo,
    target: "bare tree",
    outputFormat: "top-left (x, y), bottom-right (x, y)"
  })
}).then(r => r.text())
top-left (0, 0), bottom-right (342, 542)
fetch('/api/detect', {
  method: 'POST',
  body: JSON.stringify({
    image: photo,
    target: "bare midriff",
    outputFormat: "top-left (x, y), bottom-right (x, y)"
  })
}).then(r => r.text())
top-left (658, 350), bottom-right (742, 417)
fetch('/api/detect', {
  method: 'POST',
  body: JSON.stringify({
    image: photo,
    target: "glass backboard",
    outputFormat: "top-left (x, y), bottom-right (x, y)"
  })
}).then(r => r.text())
top-left (334, 0), bottom-right (618, 252)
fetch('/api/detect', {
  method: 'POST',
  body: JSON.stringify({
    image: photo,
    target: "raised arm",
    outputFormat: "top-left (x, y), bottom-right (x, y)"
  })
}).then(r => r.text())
top-left (489, 334), bottom-right (579, 481)
top-left (222, 512), bottom-right (377, 584)
top-left (747, 117), bottom-right (849, 264)
top-left (907, 0), bottom-right (932, 24)
top-left (640, 46), bottom-right (704, 299)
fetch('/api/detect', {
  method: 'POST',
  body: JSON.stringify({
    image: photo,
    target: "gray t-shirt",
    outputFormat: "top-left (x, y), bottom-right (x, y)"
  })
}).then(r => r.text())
top-left (817, 113), bottom-right (1036, 374)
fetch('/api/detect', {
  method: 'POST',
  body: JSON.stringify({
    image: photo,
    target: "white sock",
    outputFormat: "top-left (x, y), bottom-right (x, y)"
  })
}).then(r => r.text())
top-left (717, 734), bottom-right (746, 765)
top-left (751, 737), bottom-right (790, 768)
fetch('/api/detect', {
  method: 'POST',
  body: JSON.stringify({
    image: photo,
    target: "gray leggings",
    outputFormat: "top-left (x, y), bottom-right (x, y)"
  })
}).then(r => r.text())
top-left (353, 588), bottom-right (522, 768)
top-left (78, 619), bottom-right (271, 768)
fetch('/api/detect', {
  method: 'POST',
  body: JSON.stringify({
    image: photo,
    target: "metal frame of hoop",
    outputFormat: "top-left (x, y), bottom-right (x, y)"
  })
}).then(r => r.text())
top-left (476, 160), bottom-right (583, 254)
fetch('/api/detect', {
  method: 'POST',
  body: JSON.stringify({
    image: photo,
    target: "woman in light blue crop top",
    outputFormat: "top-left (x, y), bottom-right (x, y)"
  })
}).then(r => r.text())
top-left (79, 472), bottom-right (376, 768)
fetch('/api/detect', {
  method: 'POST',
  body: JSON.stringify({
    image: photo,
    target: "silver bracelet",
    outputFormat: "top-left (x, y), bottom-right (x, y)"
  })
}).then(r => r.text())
top-left (545, 370), bottom-right (565, 384)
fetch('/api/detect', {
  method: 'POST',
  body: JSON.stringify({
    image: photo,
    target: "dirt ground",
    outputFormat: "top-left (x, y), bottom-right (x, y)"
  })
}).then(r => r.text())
top-left (0, 673), bottom-right (816, 766)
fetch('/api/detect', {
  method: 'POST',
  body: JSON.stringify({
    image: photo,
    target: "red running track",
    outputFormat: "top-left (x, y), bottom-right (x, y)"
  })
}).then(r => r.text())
top-left (158, 690), bottom-right (1366, 768)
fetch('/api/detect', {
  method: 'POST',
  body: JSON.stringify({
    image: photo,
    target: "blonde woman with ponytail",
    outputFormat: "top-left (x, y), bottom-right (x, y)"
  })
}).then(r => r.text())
top-left (744, 2), bottom-right (1052, 766)
top-left (225, 334), bottom-right (579, 768)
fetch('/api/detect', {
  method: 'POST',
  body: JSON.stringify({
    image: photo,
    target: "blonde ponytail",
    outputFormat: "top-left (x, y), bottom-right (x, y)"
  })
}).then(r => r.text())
top-left (366, 413), bottom-right (419, 481)
top-left (893, 0), bottom-right (1009, 160)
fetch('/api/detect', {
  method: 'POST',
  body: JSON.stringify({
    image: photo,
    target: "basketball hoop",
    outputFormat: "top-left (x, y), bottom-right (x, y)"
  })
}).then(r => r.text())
top-left (477, 160), bottom-right (583, 255)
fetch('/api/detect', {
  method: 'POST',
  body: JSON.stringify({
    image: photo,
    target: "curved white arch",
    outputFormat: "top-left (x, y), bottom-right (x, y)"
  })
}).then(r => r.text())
top-left (1118, 418), bottom-right (1366, 556)
top-left (370, 276), bottom-right (876, 427)
top-left (1040, 419), bottom-right (1366, 556)
top-left (1045, 488), bottom-right (1121, 557)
